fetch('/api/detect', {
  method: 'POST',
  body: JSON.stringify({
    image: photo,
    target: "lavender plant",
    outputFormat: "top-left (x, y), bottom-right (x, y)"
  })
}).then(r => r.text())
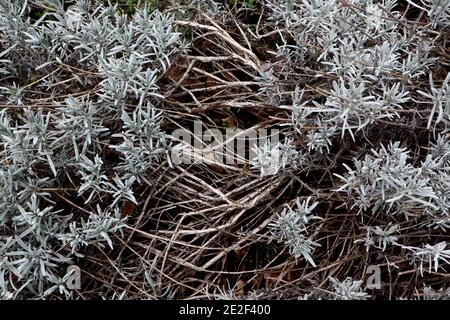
top-left (329, 277), bottom-right (370, 300)
top-left (0, 0), bottom-right (183, 299)
top-left (269, 197), bottom-right (322, 266)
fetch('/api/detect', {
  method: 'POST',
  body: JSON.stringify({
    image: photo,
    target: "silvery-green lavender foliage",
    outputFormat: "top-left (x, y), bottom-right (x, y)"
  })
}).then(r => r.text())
top-left (262, 0), bottom-right (450, 285)
top-left (329, 277), bottom-right (370, 300)
top-left (337, 139), bottom-right (450, 274)
top-left (251, 138), bottom-right (298, 177)
top-left (404, 241), bottom-right (450, 276)
top-left (111, 103), bottom-right (167, 183)
top-left (187, 0), bottom-right (228, 22)
top-left (0, 0), bottom-right (183, 299)
top-left (265, 0), bottom-right (437, 147)
top-left (419, 72), bottom-right (450, 130)
top-left (357, 223), bottom-right (399, 252)
top-left (269, 197), bottom-right (321, 266)
top-left (407, 0), bottom-right (450, 28)
top-left (336, 139), bottom-right (450, 220)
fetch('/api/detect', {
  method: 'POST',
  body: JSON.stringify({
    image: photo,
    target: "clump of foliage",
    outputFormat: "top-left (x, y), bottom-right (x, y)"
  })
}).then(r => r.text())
top-left (0, 0), bottom-right (184, 299)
